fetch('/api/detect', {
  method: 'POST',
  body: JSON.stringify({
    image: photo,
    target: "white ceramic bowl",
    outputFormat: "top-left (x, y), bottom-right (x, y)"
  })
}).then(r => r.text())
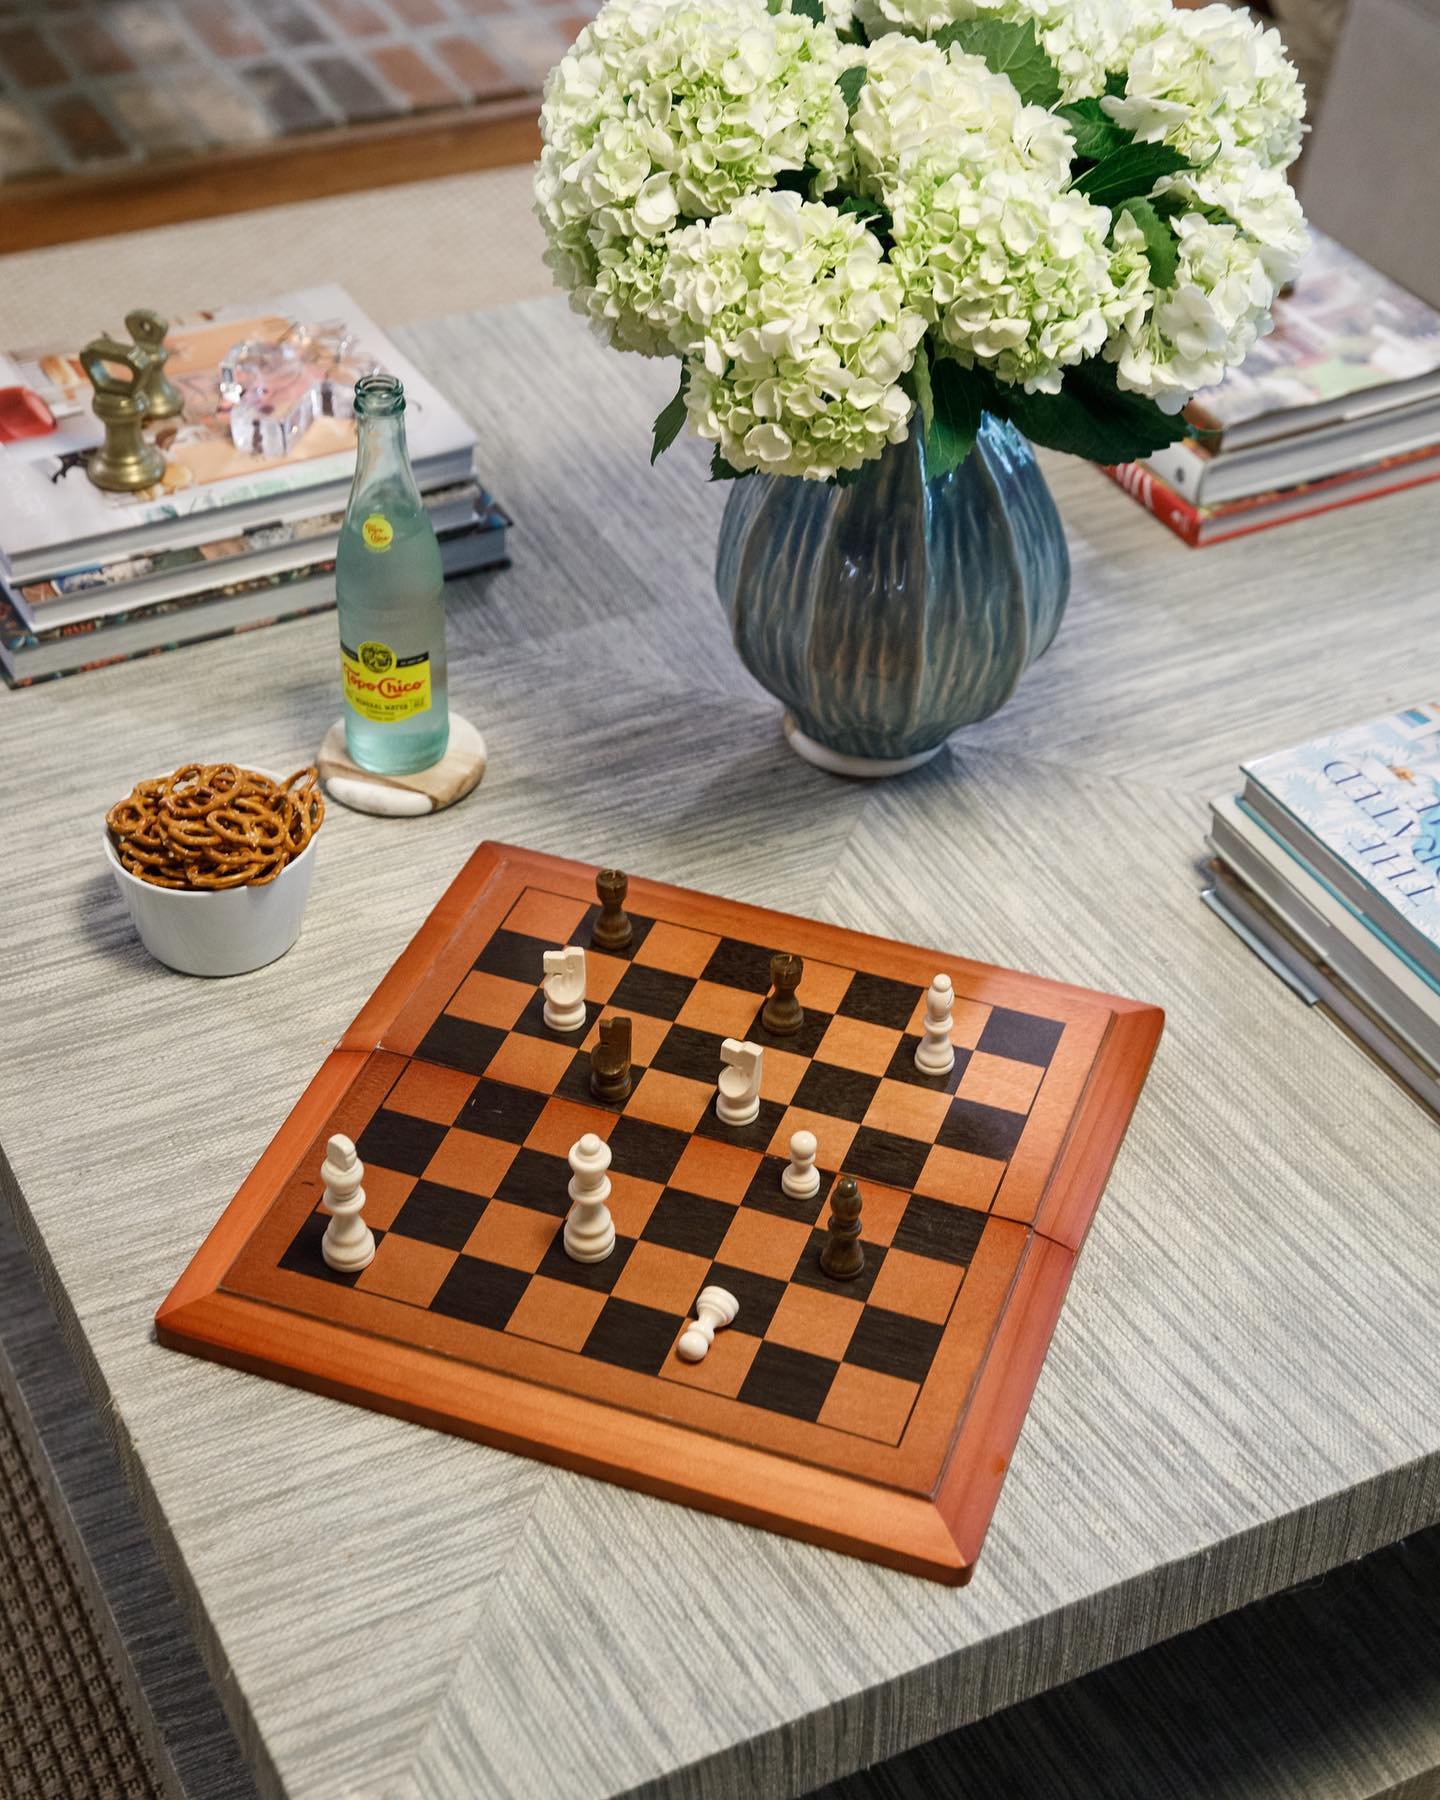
top-left (103, 797), bottom-right (319, 978)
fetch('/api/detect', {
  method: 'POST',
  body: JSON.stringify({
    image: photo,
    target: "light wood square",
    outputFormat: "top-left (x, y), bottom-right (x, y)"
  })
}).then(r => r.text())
top-left (505, 1276), bottom-right (607, 1351)
top-left (816, 1015), bottom-right (902, 1076)
top-left (448, 970), bottom-right (532, 1031)
top-left (503, 889), bottom-right (590, 944)
top-left (634, 922), bottom-right (720, 978)
top-left (422, 1131), bottom-right (518, 1199)
top-left (355, 1234), bottom-right (457, 1308)
top-left (957, 1052), bottom-right (1044, 1114)
top-left (678, 980), bottom-right (766, 1039)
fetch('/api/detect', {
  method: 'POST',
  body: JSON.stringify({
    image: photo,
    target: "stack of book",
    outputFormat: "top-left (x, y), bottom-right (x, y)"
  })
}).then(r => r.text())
top-left (1107, 231), bottom-right (1440, 546)
top-left (1205, 703), bottom-right (1440, 1117)
top-left (0, 286), bottom-right (510, 685)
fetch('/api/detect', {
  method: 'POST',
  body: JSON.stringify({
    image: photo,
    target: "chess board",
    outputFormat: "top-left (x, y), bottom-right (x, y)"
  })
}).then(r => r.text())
top-left (159, 844), bottom-right (1162, 1584)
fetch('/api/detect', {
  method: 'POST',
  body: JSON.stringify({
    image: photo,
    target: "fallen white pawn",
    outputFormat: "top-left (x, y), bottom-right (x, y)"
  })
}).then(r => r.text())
top-left (677, 1287), bottom-right (738, 1363)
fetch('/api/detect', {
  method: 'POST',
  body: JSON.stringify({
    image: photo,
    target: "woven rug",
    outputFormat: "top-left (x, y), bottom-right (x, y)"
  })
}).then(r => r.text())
top-left (0, 1371), bottom-right (159, 1800)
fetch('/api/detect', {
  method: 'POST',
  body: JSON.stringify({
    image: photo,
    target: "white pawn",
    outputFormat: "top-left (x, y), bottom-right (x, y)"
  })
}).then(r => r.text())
top-left (320, 1134), bottom-right (374, 1272)
top-left (781, 1129), bottom-right (820, 1201)
top-left (542, 944), bottom-right (587, 1033)
top-left (677, 1286), bottom-right (738, 1363)
top-left (914, 973), bottom-right (956, 1076)
top-left (563, 1133), bottom-right (615, 1263)
top-left (716, 1038), bottom-right (763, 1126)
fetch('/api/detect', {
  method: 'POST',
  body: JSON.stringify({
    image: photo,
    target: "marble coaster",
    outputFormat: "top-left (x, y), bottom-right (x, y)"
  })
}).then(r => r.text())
top-left (318, 714), bottom-right (487, 817)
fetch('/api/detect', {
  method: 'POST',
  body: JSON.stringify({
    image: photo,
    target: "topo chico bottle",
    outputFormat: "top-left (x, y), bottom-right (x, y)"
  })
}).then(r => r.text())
top-left (335, 372), bottom-right (449, 774)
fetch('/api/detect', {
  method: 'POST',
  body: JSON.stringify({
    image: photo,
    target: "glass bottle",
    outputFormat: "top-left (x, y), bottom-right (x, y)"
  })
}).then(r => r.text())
top-left (335, 372), bottom-right (449, 774)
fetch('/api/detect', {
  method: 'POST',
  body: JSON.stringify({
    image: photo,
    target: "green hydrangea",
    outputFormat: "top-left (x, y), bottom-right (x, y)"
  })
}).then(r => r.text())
top-left (664, 191), bottom-right (927, 478)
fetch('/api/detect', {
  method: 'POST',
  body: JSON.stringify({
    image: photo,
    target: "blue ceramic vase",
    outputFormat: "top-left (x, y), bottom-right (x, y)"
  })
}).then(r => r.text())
top-left (715, 415), bottom-right (1070, 776)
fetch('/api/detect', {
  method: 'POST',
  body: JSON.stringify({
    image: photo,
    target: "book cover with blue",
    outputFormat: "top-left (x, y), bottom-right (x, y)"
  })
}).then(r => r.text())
top-left (1243, 704), bottom-right (1440, 951)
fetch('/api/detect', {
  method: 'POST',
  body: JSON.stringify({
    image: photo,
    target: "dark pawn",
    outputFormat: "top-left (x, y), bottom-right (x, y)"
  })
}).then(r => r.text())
top-left (592, 867), bottom-right (633, 951)
top-left (590, 1014), bottom-right (633, 1102)
top-left (820, 1176), bottom-right (865, 1281)
top-left (761, 952), bottom-right (804, 1035)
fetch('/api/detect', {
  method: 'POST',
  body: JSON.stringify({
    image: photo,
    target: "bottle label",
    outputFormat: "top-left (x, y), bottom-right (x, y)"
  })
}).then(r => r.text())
top-left (361, 514), bottom-right (394, 552)
top-left (341, 639), bottom-right (432, 723)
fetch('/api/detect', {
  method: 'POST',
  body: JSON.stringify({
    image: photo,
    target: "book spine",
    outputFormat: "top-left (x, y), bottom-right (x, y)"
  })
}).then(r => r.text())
top-left (1101, 463), bottom-right (1202, 546)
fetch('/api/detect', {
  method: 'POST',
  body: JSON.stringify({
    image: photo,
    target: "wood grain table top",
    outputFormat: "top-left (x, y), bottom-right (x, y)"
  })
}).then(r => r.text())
top-left (2, 295), bottom-right (1438, 1800)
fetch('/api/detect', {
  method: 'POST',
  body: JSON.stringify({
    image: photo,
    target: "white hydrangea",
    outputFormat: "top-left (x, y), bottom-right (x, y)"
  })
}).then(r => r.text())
top-left (1105, 212), bottom-right (1277, 410)
top-left (663, 190), bottom-right (927, 478)
top-left (851, 35), bottom-right (1072, 193)
top-left (1154, 154), bottom-right (1308, 284)
top-left (535, 0), bottom-right (851, 354)
top-left (1102, 4), bottom-right (1306, 171)
top-left (888, 160), bottom-right (1119, 393)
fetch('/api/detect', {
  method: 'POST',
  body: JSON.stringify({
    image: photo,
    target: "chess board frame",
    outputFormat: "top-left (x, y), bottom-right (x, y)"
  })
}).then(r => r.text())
top-left (158, 843), bottom-right (1162, 1584)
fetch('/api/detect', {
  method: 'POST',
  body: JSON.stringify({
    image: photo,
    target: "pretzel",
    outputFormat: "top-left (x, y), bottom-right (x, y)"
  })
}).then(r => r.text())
top-left (107, 762), bottom-right (324, 891)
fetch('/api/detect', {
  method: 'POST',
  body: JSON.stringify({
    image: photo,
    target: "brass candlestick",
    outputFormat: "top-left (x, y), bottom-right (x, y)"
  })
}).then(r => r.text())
top-left (81, 336), bottom-right (165, 493)
top-left (125, 308), bottom-right (184, 421)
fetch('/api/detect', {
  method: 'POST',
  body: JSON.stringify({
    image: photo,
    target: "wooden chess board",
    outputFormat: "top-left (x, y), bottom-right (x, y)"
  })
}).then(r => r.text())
top-left (158, 843), bottom-right (1162, 1584)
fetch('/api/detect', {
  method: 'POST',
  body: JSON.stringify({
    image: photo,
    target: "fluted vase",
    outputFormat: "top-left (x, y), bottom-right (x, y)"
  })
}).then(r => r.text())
top-left (715, 415), bottom-right (1070, 776)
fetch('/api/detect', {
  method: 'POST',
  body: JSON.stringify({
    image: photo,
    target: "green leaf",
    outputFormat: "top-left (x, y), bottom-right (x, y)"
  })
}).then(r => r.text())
top-left (788, 0), bottom-right (824, 21)
top-left (650, 368), bottom-right (689, 466)
top-left (1004, 358), bottom-right (1189, 463)
top-left (836, 191), bottom-right (889, 231)
top-left (924, 356), bottom-right (990, 481)
top-left (833, 465), bottom-right (867, 487)
top-left (1072, 142), bottom-right (1189, 207)
top-left (1115, 195), bottom-right (1178, 288)
top-left (907, 340), bottom-right (935, 441)
top-left (838, 64), bottom-right (867, 111)
top-left (1104, 69), bottom-right (1127, 97)
top-left (709, 448), bottom-right (751, 482)
top-left (1150, 188), bottom-right (1240, 231)
top-left (772, 165), bottom-right (817, 195)
top-left (933, 18), bottom-right (1061, 108)
top-left (1056, 97), bottom-right (1130, 161)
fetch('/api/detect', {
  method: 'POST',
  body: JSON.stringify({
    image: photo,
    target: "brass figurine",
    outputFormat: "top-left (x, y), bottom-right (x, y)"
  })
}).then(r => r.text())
top-left (81, 335), bottom-right (165, 493)
top-left (125, 309), bottom-right (184, 421)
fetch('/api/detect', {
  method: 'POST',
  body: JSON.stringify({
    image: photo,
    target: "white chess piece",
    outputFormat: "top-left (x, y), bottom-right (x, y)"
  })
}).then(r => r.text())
top-left (781, 1129), bottom-right (820, 1200)
top-left (677, 1286), bottom-right (738, 1363)
top-left (542, 944), bottom-right (587, 1032)
top-left (563, 1133), bottom-right (615, 1263)
top-left (716, 1038), bottom-right (763, 1126)
top-left (320, 1134), bottom-right (375, 1272)
top-left (914, 973), bottom-right (956, 1076)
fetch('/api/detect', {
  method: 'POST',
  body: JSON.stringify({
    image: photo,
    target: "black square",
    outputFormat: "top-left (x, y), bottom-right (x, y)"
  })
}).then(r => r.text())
top-left (510, 987), bottom-right (602, 1044)
top-left (739, 1157), bottom-right (827, 1227)
top-left (937, 1097), bottom-right (1027, 1161)
top-left (536, 1231), bottom-right (635, 1292)
top-left (472, 928), bottom-right (547, 985)
top-left (581, 1295), bottom-right (680, 1373)
top-left (577, 903), bottom-right (654, 961)
top-left (648, 1023), bottom-right (727, 1082)
top-left (892, 1194), bottom-right (986, 1265)
top-left (279, 1213), bottom-right (387, 1286)
top-left (791, 1061), bottom-right (881, 1123)
top-left (738, 1339), bottom-right (839, 1422)
top-left (747, 1001), bottom-right (834, 1059)
top-left (608, 963), bottom-right (694, 1021)
top-left (700, 938), bottom-right (778, 994)
top-left (494, 1147), bottom-right (573, 1216)
top-left (553, 1051), bottom-right (631, 1110)
top-left (429, 1256), bottom-right (531, 1330)
top-left (355, 1109), bottom-right (447, 1178)
top-left (693, 1096), bottom-right (786, 1153)
top-left (457, 1079), bottom-right (548, 1145)
top-left (389, 1181), bottom-right (489, 1251)
top-left (644, 1189), bottom-right (736, 1259)
top-left (842, 1127), bottom-right (930, 1190)
top-left (606, 1115), bottom-right (689, 1183)
top-left (837, 972), bottom-right (919, 1031)
top-left (697, 1263), bottom-right (789, 1335)
top-left (414, 1016), bottom-right (505, 1079)
top-left (845, 1308), bottom-right (944, 1385)
top-left (883, 1036), bottom-right (970, 1095)
top-left (977, 1007), bottom-right (1064, 1068)
top-left (791, 1232), bottom-right (887, 1303)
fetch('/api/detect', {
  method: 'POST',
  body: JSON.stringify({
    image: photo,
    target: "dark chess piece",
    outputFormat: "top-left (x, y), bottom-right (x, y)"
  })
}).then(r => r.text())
top-left (761, 952), bottom-right (804, 1035)
top-left (125, 309), bottom-right (185, 421)
top-left (589, 1014), bottom-right (633, 1102)
top-left (820, 1176), bottom-right (865, 1281)
top-left (592, 868), bottom-right (633, 951)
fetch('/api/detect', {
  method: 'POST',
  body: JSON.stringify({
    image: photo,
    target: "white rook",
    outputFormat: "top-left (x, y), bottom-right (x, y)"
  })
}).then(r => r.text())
top-left (914, 973), bottom-right (956, 1076)
top-left (716, 1038), bottom-right (763, 1126)
top-left (542, 944), bottom-right (587, 1033)
top-left (564, 1133), bottom-right (615, 1263)
top-left (320, 1134), bottom-right (375, 1272)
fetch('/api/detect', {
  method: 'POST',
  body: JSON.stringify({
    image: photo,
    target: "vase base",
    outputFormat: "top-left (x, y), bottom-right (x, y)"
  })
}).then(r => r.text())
top-left (782, 714), bottom-right (945, 779)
